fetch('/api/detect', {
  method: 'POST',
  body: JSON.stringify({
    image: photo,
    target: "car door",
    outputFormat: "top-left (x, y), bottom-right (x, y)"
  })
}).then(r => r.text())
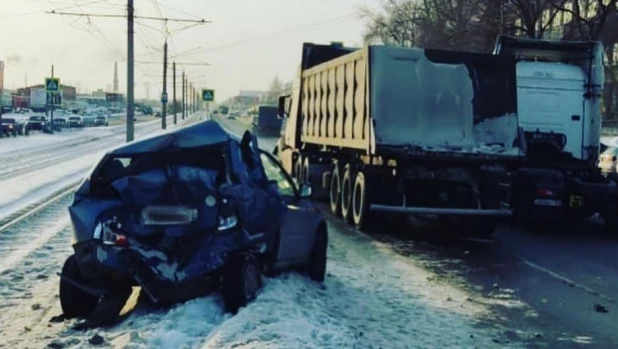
top-left (258, 150), bottom-right (319, 263)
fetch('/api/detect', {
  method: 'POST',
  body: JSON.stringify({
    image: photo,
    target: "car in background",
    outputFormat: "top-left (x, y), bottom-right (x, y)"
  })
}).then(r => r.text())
top-left (60, 121), bottom-right (327, 327)
top-left (250, 105), bottom-right (281, 138)
top-left (1, 118), bottom-right (19, 137)
top-left (68, 116), bottom-right (84, 128)
top-left (599, 146), bottom-right (618, 174)
top-left (95, 115), bottom-right (109, 126)
top-left (25, 115), bottom-right (47, 132)
top-left (53, 117), bottom-right (67, 131)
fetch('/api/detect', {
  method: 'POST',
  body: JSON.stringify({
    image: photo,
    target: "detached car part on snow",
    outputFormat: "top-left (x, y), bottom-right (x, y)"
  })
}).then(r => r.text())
top-left (60, 121), bottom-right (328, 326)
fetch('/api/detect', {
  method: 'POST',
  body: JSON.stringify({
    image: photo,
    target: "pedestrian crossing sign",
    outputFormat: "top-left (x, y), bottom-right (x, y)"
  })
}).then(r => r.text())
top-left (202, 89), bottom-right (214, 101)
top-left (45, 78), bottom-right (60, 92)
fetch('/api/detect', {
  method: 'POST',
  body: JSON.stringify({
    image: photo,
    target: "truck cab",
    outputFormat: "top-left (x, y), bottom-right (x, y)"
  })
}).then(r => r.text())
top-left (494, 36), bottom-right (618, 225)
top-left (494, 35), bottom-right (604, 167)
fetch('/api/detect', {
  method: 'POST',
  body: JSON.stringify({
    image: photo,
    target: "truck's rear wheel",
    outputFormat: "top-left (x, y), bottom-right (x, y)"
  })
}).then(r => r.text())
top-left (341, 164), bottom-right (355, 223)
top-left (352, 171), bottom-right (372, 230)
top-left (329, 163), bottom-right (342, 216)
top-left (294, 155), bottom-right (304, 185)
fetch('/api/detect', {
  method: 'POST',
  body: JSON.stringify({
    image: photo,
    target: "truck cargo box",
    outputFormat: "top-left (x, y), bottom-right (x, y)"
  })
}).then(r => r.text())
top-left (297, 44), bottom-right (523, 160)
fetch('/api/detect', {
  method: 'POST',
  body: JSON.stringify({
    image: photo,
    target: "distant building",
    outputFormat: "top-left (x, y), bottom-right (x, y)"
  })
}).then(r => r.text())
top-left (17, 84), bottom-right (77, 101)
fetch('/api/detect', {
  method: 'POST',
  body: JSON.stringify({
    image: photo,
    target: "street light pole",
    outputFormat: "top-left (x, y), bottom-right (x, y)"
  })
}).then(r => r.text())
top-left (50, 64), bottom-right (54, 135)
top-left (182, 71), bottom-right (185, 120)
top-left (127, 0), bottom-right (135, 142)
top-left (161, 40), bottom-right (168, 130)
top-left (173, 61), bottom-right (177, 125)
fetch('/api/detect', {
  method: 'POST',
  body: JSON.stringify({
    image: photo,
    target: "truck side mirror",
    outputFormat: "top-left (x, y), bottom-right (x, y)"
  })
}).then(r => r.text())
top-left (278, 96), bottom-right (288, 119)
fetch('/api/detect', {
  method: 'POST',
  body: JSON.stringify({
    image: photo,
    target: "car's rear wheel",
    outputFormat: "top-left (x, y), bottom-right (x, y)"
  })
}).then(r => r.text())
top-left (222, 254), bottom-right (262, 314)
top-left (59, 255), bottom-right (99, 318)
top-left (308, 226), bottom-right (328, 282)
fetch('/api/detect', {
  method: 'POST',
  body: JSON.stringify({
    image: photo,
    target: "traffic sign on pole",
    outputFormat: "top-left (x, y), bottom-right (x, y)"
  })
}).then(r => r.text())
top-left (161, 92), bottom-right (168, 104)
top-left (45, 78), bottom-right (60, 92)
top-left (202, 89), bottom-right (214, 101)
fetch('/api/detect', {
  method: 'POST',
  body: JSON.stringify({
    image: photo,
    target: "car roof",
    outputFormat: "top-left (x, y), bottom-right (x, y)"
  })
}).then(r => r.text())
top-left (108, 120), bottom-right (238, 156)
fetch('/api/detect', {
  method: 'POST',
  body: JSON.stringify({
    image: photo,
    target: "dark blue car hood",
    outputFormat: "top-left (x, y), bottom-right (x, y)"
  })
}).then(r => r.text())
top-left (108, 120), bottom-right (236, 155)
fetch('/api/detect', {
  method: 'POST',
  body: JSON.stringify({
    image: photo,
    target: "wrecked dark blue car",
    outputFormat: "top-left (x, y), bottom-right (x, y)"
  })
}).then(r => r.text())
top-left (60, 121), bottom-right (327, 326)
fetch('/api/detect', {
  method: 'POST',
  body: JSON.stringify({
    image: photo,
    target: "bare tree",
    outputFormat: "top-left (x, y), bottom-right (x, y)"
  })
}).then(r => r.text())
top-left (358, 0), bottom-right (420, 47)
top-left (554, 0), bottom-right (618, 40)
top-left (265, 76), bottom-right (284, 104)
top-left (359, 0), bottom-right (499, 52)
top-left (501, 0), bottom-right (568, 38)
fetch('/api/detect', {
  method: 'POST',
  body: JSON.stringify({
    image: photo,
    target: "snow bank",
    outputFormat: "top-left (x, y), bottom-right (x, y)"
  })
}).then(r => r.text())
top-left (87, 221), bottom-right (520, 349)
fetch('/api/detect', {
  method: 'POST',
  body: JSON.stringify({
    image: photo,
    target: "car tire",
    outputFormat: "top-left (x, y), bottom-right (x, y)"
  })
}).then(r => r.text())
top-left (329, 163), bottom-right (342, 216)
top-left (59, 255), bottom-right (99, 318)
top-left (340, 164), bottom-right (355, 223)
top-left (222, 254), bottom-right (262, 314)
top-left (308, 226), bottom-right (328, 282)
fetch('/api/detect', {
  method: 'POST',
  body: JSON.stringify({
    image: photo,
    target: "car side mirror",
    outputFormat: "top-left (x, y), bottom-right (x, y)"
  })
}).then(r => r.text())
top-left (300, 184), bottom-right (312, 198)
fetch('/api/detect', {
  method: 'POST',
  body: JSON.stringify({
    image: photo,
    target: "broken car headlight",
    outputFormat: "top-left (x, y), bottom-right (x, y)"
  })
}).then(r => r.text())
top-left (94, 217), bottom-right (130, 247)
top-left (218, 215), bottom-right (238, 231)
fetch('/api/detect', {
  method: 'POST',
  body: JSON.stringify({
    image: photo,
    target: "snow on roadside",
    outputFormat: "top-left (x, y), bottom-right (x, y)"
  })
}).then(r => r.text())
top-left (0, 118), bottom-right (163, 157)
top-left (0, 153), bottom-right (100, 219)
top-left (0, 127), bottom-right (119, 156)
top-left (78, 220), bottom-right (521, 349)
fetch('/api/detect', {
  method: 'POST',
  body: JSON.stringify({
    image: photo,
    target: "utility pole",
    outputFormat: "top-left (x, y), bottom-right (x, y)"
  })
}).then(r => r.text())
top-left (127, 0), bottom-right (135, 142)
top-left (182, 71), bottom-right (186, 120)
top-left (50, 64), bottom-right (55, 135)
top-left (173, 61), bottom-right (177, 125)
top-left (161, 40), bottom-right (168, 130)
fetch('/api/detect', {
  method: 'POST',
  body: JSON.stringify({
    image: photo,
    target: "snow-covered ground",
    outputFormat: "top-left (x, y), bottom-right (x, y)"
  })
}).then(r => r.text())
top-left (0, 114), bottom-right (526, 348)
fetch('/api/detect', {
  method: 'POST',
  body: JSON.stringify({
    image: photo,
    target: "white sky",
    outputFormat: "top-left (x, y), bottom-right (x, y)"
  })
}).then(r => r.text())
top-left (0, 0), bottom-right (378, 101)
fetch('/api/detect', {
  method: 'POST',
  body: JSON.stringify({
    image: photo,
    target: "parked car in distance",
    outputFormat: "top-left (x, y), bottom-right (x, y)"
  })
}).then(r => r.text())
top-left (1, 118), bottom-right (19, 137)
top-left (53, 117), bottom-right (67, 131)
top-left (59, 121), bottom-right (327, 327)
top-left (95, 116), bottom-right (109, 126)
top-left (68, 116), bottom-right (84, 128)
top-left (26, 115), bottom-right (47, 132)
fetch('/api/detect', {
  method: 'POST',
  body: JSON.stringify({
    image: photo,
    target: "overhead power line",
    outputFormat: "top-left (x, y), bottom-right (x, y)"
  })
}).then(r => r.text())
top-left (135, 61), bottom-right (210, 66)
top-left (47, 10), bottom-right (210, 23)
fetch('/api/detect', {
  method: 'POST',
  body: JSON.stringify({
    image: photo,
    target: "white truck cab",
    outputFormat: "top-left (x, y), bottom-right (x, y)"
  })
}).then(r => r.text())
top-left (494, 35), bottom-right (605, 165)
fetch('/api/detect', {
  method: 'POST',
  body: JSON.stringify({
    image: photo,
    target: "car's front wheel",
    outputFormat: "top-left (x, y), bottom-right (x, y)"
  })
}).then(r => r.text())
top-left (308, 226), bottom-right (327, 282)
top-left (59, 255), bottom-right (99, 318)
top-left (222, 254), bottom-right (262, 314)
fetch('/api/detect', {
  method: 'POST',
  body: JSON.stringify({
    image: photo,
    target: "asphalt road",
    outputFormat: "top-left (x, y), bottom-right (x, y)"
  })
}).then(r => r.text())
top-left (219, 115), bottom-right (618, 348)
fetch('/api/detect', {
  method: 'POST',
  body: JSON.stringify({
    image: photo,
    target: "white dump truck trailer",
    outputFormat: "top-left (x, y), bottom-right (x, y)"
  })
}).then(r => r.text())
top-left (275, 43), bottom-right (526, 235)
